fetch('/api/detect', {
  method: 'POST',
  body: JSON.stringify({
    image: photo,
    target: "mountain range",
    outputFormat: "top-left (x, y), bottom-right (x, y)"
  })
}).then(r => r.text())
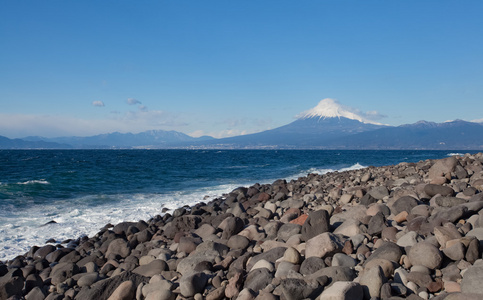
top-left (1, 99), bottom-right (482, 150)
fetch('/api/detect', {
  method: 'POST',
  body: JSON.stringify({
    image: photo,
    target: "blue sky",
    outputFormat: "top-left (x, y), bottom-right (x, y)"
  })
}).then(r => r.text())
top-left (1, 1), bottom-right (482, 138)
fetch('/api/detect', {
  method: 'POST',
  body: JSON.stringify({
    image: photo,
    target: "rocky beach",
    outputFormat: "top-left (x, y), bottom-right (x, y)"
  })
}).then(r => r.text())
top-left (2, 152), bottom-right (483, 300)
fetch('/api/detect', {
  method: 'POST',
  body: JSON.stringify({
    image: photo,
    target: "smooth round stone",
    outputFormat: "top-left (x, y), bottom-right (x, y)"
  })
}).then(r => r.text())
top-left (251, 259), bottom-right (274, 272)
top-left (408, 242), bottom-right (443, 270)
top-left (281, 247), bottom-right (302, 264)
top-left (331, 253), bottom-right (357, 268)
top-left (397, 231), bottom-right (419, 247)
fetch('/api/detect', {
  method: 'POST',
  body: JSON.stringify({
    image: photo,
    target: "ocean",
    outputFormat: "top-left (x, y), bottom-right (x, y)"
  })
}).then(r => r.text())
top-left (0, 149), bottom-right (470, 260)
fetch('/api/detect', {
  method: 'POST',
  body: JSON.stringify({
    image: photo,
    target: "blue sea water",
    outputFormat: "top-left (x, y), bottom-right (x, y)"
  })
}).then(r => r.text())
top-left (0, 149), bottom-right (470, 260)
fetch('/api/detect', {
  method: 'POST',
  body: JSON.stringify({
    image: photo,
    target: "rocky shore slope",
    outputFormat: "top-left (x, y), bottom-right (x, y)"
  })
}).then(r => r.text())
top-left (2, 153), bottom-right (483, 300)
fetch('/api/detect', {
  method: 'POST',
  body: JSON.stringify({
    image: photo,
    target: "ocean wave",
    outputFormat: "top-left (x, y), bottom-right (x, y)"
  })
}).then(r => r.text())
top-left (300, 163), bottom-right (366, 178)
top-left (0, 184), bottom-right (239, 261)
top-left (447, 153), bottom-right (464, 157)
top-left (17, 180), bottom-right (50, 185)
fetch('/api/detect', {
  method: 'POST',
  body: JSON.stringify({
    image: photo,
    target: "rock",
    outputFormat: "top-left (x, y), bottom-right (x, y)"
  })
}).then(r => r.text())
top-left (33, 245), bottom-right (56, 260)
top-left (133, 259), bottom-right (168, 277)
top-left (307, 266), bottom-right (357, 285)
top-left (428, 156), bottom-right (457, 182)
top-left (180, 272), bottom-right (208, 297)
top-left (397, 231), bottom-right (419, 248)
top-left (77, 272), bottom-right (100, 287)
top-left (280, 247), bottom-right (302, 264)
top-left (408, 242), bottom-right (443, 270)
top-left (220, 216), bottom-right (245, 239)
top-left (107, 280), bottom-right (135, 300)
top-left (331, 253), bottom-right (357, 268)
top-left (318, 281), bottom-right (363, 300)
top-left (391, 196), bottom-right (419, 215)
top-left (360, 265), bottom-right (386, 299)
top-left (75, 271), bottom-right (149, 300)
top-left (0, 269), bottom-right (24, 299)
top-left (364, 242), bottom-right (402, 265)
top-left (369, 186), bottom-right (389, 200)
top-left (251, 259), bottom-right (274, 272)
top-left (424, 184), bottom-right (455, 197)
top-left (50, 262), bottom-right (80, 285)
top-left (246, 247), bottom-right (286, 271)
top-left (274, 261), bottom-right (298, 278)
top-left (406, 272), bottom-right (433, 289)
top-left (244, 268), bottom-right (273, 293)
top-left (237, 288), bottom-right (257, 300)
top-left (364, 259), bottom-right (394, 278)
top-left (333, 219), bottom-right (362, 237)
top-left (435, 197), bottom-right (467, 207)
top-left (105, 238), bottom-right (131, 259)
top-left (301, 209), bottom-right (330, 241)
top-left (461, 266), bottom-right (483, 294)
top-left (25, 286), bottom-right (46, 300)
top-left (360, 193), bottom-right (377, 206)
top-left (367, 212), bottom-right (386, 236)
top-left (280, 278), bottom-right (321, 300)
top-left (305, 232), bottom-right (344, 258)
top-left (442, 241), bottom-right (465, 261)
top-left (227, 235), bottom-right (250, 250)
top-left (277, 223), bottom-right (302, 242)
top-left (299, 256), bottom-right (326, 275)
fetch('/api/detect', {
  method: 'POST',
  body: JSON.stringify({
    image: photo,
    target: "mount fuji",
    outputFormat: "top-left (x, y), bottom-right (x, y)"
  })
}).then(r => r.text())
top-left (197, 99), bottom-right (387, 148)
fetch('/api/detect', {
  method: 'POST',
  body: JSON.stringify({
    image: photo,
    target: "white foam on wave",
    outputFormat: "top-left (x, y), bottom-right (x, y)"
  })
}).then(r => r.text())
top-left (297, 163), bottom-right (366, 178)
top-left (447, 153), bottom-right (464, 157)
top-left (17, 180), bottom-right (50, 185)
top-left (0, 183), bottom-right (241, 261)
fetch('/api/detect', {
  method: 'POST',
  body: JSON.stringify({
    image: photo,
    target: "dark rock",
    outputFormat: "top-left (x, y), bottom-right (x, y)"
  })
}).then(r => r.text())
top-left (221, 216), bottom-right (245, 239)
top-left (0, 269), bottom-right (24, 299)
top-left (277, 223), bottom-right (301, 242)
top-left (25, 273), bottom-right (43, 294)
top-left (280, 278), bottom-right (321, 300)
top-left (246, 247), bottom-right (286, 271)
top-left (435, 197), bottom-right (467, 207)
top-left (360, 193), bottom-right (377, 206)
top-left (307, 266), bottom-right (356, 285)
top-left (408, 242), bottom-right (443, 270)
top-left (33, 245), bottom-right (56, 260)
top-left (227, 235), bottom-right (250, 250)
top-left (301, 209), bottom-right (330, 241)
top-left (74, 271), bottom-right (149, 300)
top-left (367, 212), bottom-right (386, 236)
top-left (25, 286), bottom-right (46, 300)
top-left (180, 272), bottom-right (208, 297)
top-left (50, 262), bottom-right (80, 285)
top-left (300, 257), bottom-right (326, 275)
top-left (112, 221), bottom-right (137, 235)
top-left (244, 268), bottom-right (273, 292)
top-left (391, 196), bottom-right (419, 215)
top-left (365, 242), bottom-right (402, 265)
top-left (424, 184), bottom-right (455, 197)
top-left (132, 259), bottom-right (168, 277)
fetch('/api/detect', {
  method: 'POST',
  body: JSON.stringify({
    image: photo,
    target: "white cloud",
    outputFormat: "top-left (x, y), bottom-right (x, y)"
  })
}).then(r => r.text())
top-left (127, 98), bottom-right (141, 105)
top-left (0, 109), bottom-right (188, 138)
top-left (92, 100), bottom-right (105, 107)
top-left (471, 118), bottom-right (483, 123)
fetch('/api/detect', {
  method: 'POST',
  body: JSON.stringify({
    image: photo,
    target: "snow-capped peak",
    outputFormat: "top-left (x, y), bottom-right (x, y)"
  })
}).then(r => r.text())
top-left (298, 98), bottom-right (382, 125)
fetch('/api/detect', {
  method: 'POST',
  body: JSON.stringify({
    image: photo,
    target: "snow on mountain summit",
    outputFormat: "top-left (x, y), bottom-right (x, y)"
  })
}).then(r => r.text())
top-left (298, 98), bottom-right (382, 125)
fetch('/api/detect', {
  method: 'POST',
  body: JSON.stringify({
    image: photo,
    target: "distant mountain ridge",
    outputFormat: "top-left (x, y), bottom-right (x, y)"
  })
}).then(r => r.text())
top-left (21, 130), bottom-right (214, 148)
top-left (1, 99), bottom-right (482, 149)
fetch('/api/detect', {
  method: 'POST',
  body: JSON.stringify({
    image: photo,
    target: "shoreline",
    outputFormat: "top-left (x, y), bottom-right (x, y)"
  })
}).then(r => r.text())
top-left (2, 153), bottom-right (483, 299)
